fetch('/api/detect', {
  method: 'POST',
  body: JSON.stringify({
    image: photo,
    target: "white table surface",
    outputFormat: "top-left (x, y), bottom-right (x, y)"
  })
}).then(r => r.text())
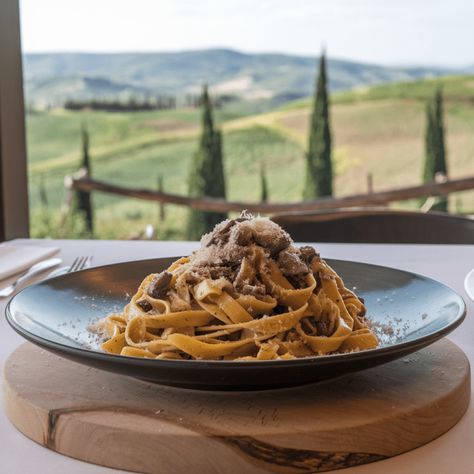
top-left (1, 239), bottom-right (473, 474)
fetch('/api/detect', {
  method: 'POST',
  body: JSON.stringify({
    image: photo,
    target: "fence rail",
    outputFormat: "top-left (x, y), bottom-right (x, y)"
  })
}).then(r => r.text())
top-left (67, 172), bottom-right (474, 214)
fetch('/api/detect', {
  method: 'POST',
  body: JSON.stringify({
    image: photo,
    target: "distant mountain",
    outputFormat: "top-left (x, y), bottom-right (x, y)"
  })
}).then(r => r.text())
top-left (22, 48), bottom-right (455, 105)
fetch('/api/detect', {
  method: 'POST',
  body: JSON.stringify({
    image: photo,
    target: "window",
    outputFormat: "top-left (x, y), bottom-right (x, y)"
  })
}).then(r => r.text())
top-left (10, 1), bottom-right (474, 241)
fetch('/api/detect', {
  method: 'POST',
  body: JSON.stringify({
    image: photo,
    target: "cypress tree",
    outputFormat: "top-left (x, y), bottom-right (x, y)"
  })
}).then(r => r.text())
top-left (422, 88), bottom-right (448, 212)
top-left (186, 85), bottom-right (227, 239)
top-left (39, 175), bottom-right (48, 208)
top-left (74, 123), bottom-right (94, 234)
top-left (303, 51), bottom-right (333, 199)
top-left (260, 164), bottom-right (269, 202)
top-left (433, 88), bottom-right (448, 179)
top-left (38, 175), bottom-right (51, 233)
top-left (423, 102), bottom-right (436, 183)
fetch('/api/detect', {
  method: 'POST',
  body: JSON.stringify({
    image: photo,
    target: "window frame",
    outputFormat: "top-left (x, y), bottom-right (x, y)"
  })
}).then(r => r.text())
top-left (0, 0), bottom-right (29, 240)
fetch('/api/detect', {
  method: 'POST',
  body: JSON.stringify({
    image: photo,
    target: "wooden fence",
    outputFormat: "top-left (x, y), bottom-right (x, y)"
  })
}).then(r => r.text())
top-left (67, 171), bottom-right (474, 214)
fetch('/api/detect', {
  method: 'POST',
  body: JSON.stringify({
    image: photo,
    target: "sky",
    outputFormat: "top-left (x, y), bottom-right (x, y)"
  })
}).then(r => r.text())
top-left (20, 0), bottom-right (474, 67)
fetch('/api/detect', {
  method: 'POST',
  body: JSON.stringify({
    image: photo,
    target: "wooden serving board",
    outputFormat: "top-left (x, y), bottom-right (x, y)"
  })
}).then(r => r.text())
top-left (3, 340), bottom-right (470, 474)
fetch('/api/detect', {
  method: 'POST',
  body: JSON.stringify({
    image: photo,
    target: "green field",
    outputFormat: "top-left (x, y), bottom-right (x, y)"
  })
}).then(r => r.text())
top-left (28, 75), bottom-right (474, 240)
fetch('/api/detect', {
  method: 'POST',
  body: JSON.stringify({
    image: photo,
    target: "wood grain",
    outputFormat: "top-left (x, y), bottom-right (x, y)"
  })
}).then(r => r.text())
top-left (3, 339), bottom-right (470, 473)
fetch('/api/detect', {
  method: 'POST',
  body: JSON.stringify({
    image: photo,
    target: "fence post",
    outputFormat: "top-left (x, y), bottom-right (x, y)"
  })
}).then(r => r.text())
top-left (367, 173), bottom-right (373, 194)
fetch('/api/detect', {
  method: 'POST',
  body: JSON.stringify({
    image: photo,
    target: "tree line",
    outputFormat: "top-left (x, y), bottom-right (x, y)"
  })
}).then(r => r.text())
top-left (72, 52), bottom-right (450, 238)
top-left (64, 97), bottom-right (177, 112)
top-left (63, 94), bottom-right (231, 113)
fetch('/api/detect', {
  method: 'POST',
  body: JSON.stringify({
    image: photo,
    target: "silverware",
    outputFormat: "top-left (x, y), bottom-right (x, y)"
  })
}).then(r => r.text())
top-left (47, 255), bottom-right (94, 279)
top-left (464, 269), bottom-right (474, 302)
top-left (0, 257), bottom-right (62, 298)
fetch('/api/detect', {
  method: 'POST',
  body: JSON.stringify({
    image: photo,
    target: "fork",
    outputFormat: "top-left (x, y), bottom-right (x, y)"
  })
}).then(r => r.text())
top-left (48, 256), bottom-right (94, 279)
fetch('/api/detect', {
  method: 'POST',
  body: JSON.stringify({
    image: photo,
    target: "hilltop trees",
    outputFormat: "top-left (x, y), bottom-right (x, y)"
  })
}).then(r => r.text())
top-left (73, 124), bottom-right (94, 234)
top-left (64, 96), bottom-right (177, 112)
top-left (186, 85), bottom-right (227, 239)
top-left (423, 88), bottom-right (448, 211)
top-left (303, 51), bottom-right (333, 200)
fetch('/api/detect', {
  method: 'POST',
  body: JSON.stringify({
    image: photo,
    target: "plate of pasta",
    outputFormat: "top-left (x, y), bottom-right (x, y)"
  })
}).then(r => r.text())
top-left (6, 215), bottom-right (465, 389)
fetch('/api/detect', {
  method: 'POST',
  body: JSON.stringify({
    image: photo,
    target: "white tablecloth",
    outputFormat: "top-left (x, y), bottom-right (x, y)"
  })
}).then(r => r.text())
top-left (1, 239), bottom-right (473, 473)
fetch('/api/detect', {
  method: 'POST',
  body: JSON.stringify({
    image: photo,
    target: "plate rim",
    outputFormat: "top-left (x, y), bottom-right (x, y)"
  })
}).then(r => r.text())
top-left (5, 257), bottom-right (467, 369)
top-left (464, 268), bottom-right (474, 302)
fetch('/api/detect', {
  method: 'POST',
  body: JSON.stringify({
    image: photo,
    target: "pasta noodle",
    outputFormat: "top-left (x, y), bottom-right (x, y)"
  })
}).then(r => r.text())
top-left (95, 214), bottom-right (378, 360)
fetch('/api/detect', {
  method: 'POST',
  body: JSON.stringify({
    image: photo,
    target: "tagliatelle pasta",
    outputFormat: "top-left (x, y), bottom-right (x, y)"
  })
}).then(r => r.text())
top-left (94, 214), bottom-right (378, 360)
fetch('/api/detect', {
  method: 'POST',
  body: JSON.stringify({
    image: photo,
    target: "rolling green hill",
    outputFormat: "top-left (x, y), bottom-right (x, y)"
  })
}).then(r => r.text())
top-left (28, 75), bottom-right (474, 240)
top-left (284, 74), bottom-right (474, 109)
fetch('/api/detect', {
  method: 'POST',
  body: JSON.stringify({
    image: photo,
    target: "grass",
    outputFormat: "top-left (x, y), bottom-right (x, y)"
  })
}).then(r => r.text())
top-left (31, 124), bottom-right (306, 239)
top-left (283, 74), bottom-right (474, 109)
top-left (28, 75), bottom-right (474, 240)
top-left (333, 74), bottom-right (474, 104)
top-left (89, 126), bottom-right (306, 239)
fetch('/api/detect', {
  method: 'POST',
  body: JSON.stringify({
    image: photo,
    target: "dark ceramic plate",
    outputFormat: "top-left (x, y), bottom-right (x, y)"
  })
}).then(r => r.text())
top-left (6, 258), bottom-right (466, 390)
